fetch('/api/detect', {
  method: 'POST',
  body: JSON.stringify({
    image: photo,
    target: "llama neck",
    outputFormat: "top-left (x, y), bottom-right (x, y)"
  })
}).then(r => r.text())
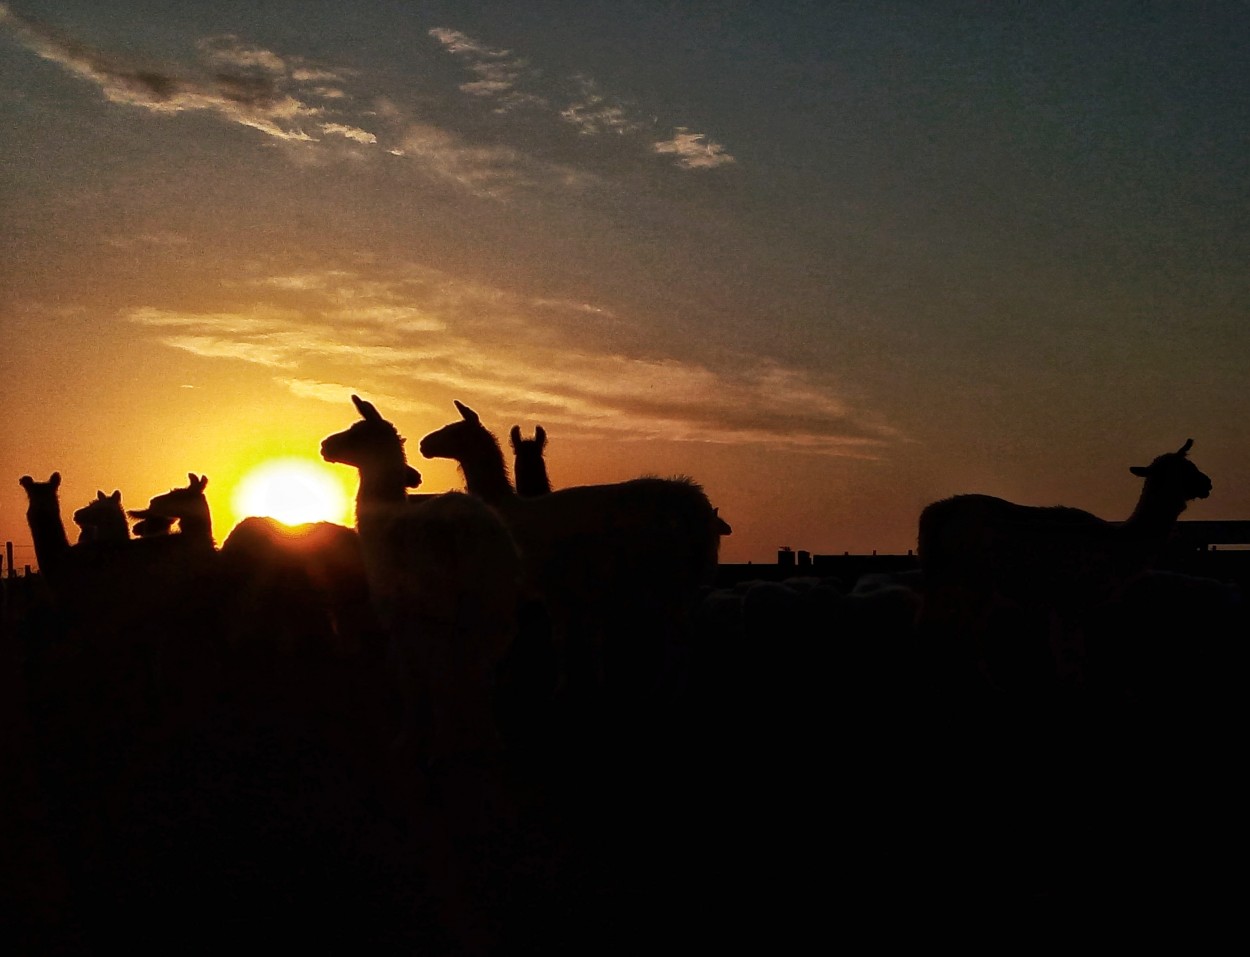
top-left (102, 513), bottom-right (131, 542)
top-left (460, 443), bottom-right (514, 504)
top-left (26, 497), bottom-right (70, 572)
top-left (179, 508), bottom-right (214, 547)
top-left (354, 461), bottom-right (411, 537)
top-left (1122, 481), bottom-right (1189, 546)
top-left (514, 456), bottom-right (551, 496)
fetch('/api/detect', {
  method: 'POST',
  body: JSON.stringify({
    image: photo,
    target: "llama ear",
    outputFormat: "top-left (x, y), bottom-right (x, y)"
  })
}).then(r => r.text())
top-left (535, 425), bottom-right (546, 448)
top-left (1177, 438), bottom-right (1194, 455)
top-left (404, 466), bottom-right (422, 489)
top-left (19, 475), bottom-right (33, 489)
top-left (97, 490), bottom-right (107, 501)
top-left (352, 395), bottom-right (382, 422)
top-left (187, 473), bottom-right (207, 491)
top-left (509, 426), bottom-right (522, 450)
top-left (111, 490), bottom-right (121, 502)
top-left (1130, 465), bottom-right (1151, 478)
top-left (50, 472), bottom-right (61, 488)
top-left (454, 400), bottom-right (480, 424)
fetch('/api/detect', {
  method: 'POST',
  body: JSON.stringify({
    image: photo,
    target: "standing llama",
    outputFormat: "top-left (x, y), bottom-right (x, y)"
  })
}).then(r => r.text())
top-left (19, 473), bottom-right (71, 579)
top-left (510, 425), bottom-right (552, 497)
top-left (420, 400), bottom-right (727, 696)
top-left (321, 395), bottom-right (522, 760)
top-left (73, 490), bottom-right (130, 545)
top-left (917, 438), bottom-right (1212, 686)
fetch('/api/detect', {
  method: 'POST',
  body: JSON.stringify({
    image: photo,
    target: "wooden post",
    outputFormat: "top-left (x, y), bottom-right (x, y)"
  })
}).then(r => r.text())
top-left (5, 542), bottom-right (13, 579)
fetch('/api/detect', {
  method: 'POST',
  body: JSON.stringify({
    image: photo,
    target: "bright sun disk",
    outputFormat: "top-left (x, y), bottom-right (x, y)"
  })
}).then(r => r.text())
top-left (232, 458), bottom-right (352, 528)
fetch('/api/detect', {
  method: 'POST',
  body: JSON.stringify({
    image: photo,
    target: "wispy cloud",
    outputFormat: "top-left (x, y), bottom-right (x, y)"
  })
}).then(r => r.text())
top-left (653, 128), bottom-right (736, 169)
top-left (0, 7), bottom-right (356, 143)
top-left (427, 27), bottom-right (543, 109)
top-left (428, 25), bottom-right (736, 170)
top-left (320, 122), bottom-right (377, 145)
top-left (391, 121), bottom-right (536, 197)
top-left (277, 378), bottom-right (438, 415)
top-left (1, 6), bottom-right (734, 197)
top-left (560, 75), bottom-right (644, 136)
top-left (121, 265), bottom-right (897, 456)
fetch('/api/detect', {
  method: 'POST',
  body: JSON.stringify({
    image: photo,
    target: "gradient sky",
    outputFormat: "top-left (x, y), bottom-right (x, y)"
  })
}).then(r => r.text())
top-left (2, 1), bottom-right (1247, 565)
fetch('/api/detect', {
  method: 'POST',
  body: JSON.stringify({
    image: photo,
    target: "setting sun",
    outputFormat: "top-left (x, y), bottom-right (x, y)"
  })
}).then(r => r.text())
top-left (231, 458), bottom-right (353, 528)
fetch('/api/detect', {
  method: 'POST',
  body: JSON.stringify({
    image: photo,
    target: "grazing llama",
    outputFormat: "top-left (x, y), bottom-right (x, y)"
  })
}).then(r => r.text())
top-left (19, 473), bottom-right (71, 578)
top-left (73, 490), bottom-right (130, 545)
top-left (510, 425), bottom-right (552, 497)
top-left (917, 439), bottom-right (1212, 685)
top-left (420, 400), bottom-right (727, 695)
top-left (321, 395), bottom-right (522, 759)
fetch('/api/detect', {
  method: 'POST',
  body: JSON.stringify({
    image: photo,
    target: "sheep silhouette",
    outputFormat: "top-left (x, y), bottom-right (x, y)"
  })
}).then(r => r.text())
top-left (321, 395), bottom-right (522, 760)
top-left (918, 438), bottom-right (1212, 686)
top-left (420, 399), bottom-right (725, 697)
top-left (219, 516), bottom-right (377, 660)
top-left (509, 425), bottom-right (552, 497)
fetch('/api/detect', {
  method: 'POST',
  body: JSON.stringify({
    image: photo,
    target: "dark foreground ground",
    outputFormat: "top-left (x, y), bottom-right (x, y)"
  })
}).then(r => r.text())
top-left (1, 555), bottom-right (1246, 953)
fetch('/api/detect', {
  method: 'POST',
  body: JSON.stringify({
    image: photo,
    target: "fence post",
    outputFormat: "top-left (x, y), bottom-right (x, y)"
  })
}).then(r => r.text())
top-left (5, 542), bottom-right (13, 579)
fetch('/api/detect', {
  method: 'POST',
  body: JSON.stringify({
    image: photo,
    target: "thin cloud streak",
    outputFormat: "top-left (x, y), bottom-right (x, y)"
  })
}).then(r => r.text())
top-left (278, 378), bottom-right (438, 415)
top-left (120, 266), bottom-right (899, 456)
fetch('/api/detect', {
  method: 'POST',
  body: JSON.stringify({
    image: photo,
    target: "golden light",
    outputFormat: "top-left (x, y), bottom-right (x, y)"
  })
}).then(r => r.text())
top-left (231, 458), bottom-right (353, 528)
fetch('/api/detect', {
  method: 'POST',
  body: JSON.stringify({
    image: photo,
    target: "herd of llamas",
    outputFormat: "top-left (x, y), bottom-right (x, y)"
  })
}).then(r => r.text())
top-left (4, 399), bottom-right (1246, 951)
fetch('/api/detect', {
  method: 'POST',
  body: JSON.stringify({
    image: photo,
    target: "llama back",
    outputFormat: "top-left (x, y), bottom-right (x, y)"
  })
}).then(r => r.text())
top-left (506, 475), bottom-right (720, 600)
top-left (920, 493), bottom-right (1142, 606)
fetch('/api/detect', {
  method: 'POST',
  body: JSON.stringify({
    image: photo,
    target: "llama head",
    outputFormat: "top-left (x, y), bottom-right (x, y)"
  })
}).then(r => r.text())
top-left (509, 425), bottom-right (547, 453)
top-left (419, 400), bottom-right (498, 464)
top-left (321, 395), bottom-right (422, 487)
top-left (73, 490), bottom-right (124, 529)
top-left (1129, 438), bottom-right (1211, 502)
top-left (20, 472), bottom-right (61, 495)
top-left (130, 473), bottom-right (211, 525)
top-left (132, 514), bottom-right (176, 538)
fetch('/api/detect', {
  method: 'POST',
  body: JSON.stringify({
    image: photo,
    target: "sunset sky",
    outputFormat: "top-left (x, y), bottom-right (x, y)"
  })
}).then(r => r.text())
top-left (3, 1), bottom-right (1247, 565)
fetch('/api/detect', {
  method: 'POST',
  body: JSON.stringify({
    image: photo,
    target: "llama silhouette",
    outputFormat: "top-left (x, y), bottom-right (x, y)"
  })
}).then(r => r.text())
top-left (19, 472), bottom-right (71, 578)
top-left (321, 395), bottom-right (522, 759)
top-left (420, 400), bottom-right (724, 695)
top-left (128, 473), bottom-right (214, 547)
top-left (918, 438), bottom-right (1213, 684)
top-left (73, 490), bottom-right (130, 545)
top-left (131, 513), bottom-right (175, 538)
top-left (509, 425), bottom-right (552, 497)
